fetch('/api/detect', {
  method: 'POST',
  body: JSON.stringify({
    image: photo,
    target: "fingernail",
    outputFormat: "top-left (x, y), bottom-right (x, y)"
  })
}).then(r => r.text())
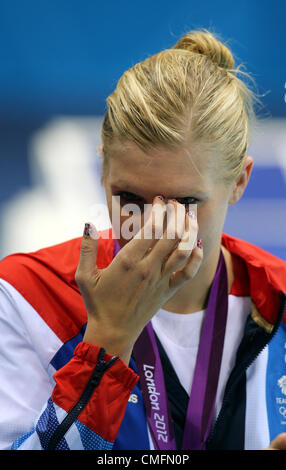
top-left (157, 195), bottom-right (165, 201)
top-left (83, 222), bottom-right (98, 240)
top-left (197, 239), bottom-right (203, 249)
top-left (188, 210), bottom-right (196, 219)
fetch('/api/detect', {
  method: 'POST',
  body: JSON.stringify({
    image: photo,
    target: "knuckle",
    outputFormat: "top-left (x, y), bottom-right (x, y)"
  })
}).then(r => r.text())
top-left (139, 266), bottom-right (151, 280)
top-left (181, 269), bottom-right (193, 281)
top-left (119, 253), bottom-right (134, 271)
top-left (176, 222), bottom-right (186, 239)
top-left (176, 248), bottom-right (189, 261)
top-left (194, 245), bottom-right (204, 259)
top-left (169, 227), bottom-right (181, 241)
top-left (80, 243), bottom-right (93, 256)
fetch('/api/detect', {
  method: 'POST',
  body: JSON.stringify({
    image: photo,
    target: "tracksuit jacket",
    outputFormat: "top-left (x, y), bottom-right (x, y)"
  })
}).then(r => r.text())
top-left (0, 229), bottom-right (285, 450)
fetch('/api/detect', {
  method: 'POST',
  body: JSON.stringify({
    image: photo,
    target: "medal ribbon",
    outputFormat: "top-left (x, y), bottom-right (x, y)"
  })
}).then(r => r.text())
top-left (113, 239), bottom-right (228, 450)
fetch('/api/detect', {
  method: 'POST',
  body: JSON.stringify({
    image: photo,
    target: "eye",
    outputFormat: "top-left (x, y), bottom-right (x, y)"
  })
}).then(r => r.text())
top-left (114, 191), bottom-right (144, 205)
top-left (113, 192), bottom-right (199, 207)
top-left (175, 197), bottom-right (199, 206)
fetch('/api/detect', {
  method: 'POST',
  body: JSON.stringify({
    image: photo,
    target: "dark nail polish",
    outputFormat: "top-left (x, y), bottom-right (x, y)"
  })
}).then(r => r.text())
top-left (84, 223), bottom-right (91, 237)
top-left (83, 222), bottom-right (98, 240)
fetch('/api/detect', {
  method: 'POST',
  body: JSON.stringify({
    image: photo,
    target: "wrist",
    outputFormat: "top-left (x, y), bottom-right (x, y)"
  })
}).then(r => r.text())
top-left (83, 324), bottom-right (134, 366)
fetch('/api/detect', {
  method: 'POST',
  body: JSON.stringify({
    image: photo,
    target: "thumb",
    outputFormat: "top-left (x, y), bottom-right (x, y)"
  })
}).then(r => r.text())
top-left (76, 222), bottom-right (99, 283)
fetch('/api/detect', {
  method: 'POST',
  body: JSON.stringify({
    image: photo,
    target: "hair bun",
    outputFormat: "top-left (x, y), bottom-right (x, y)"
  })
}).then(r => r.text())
top-left (173, 29), bottom-right (235, 70)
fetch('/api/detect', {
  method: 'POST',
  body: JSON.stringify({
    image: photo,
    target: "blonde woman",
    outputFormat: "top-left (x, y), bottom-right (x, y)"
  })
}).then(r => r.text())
top-left (0, 29), bottom-right (285, 451)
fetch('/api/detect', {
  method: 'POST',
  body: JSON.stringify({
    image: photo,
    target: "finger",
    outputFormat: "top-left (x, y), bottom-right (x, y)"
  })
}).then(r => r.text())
top-left (75, 222), bottom-right (99, 285)
top-left (147, 199), bottom-right (186, 265)
top-left (175, 208), bottom-right (197, 252)
top-left (168, 242), bottom-right (203, 290)
top-left (161, 208), bottom-right (198, 276)
top-left (119, 195), bottom-right (167, 263)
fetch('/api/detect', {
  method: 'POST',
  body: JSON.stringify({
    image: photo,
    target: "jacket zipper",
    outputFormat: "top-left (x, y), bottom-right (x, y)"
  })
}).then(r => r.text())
top-left (206, 291), bottom-right (286, 448)
top-left (47, 348), bottom-right (119, 450)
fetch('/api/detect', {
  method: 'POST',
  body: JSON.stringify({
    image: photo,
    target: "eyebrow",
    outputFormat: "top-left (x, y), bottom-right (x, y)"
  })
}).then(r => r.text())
top-left (111, 182), bottom-right (209, 199)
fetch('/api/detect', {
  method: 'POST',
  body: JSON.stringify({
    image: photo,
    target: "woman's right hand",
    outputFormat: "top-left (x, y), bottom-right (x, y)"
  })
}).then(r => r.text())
top-left (75, 195), bottom-right (203, 364)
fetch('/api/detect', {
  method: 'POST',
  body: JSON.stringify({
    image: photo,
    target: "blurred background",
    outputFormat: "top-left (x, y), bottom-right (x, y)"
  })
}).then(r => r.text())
top-left (0, 0), bottom-right (285, 260)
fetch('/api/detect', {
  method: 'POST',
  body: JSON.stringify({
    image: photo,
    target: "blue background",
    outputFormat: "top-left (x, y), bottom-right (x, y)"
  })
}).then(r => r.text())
top-left (0, 0), bottom-right (285, 119)
top-left (0, 0), bottom-right (285, 259)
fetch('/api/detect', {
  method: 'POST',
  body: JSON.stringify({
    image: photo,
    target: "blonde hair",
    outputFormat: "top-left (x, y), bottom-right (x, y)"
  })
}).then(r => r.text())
top-left (101, 29), bottom-right (259, 185)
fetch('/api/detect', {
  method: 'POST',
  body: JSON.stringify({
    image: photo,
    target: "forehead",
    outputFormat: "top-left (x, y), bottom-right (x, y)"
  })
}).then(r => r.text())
top-left (105, 141), bottom-right (214, 194)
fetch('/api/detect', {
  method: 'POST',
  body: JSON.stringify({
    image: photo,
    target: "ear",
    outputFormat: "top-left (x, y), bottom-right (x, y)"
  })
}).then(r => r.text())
top-left (99, 144), bottom-right (104, 156)
top-left (228, 156), bottom-right (254, 206)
